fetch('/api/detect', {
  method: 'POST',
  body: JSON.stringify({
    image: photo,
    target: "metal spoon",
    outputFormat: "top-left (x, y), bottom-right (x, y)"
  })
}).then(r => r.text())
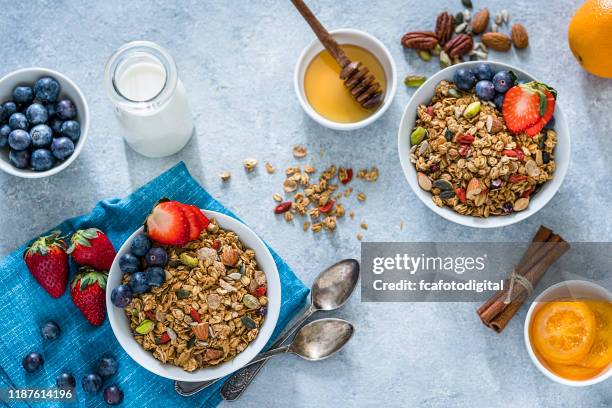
top-left (174, 258), bottom-right (359, 397)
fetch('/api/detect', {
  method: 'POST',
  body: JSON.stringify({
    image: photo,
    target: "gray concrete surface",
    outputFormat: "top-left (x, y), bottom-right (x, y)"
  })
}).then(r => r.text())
top-left (1, 0), bottom-right (610, 406)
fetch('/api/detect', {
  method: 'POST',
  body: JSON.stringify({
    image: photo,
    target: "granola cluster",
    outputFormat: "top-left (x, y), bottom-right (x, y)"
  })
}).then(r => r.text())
top-left (123, 219), bottom-right (267, 372)
top-left (410, 80), bottom-right (557, 217)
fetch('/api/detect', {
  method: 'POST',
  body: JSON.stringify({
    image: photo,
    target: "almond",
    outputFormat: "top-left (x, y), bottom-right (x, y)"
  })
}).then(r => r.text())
top-left (511, 24), bottom-right (529, 49)
top-left (471, 8), bottom-right (489, 34)
top-left (466, 178), bottom-right (483, 200)
top-left (481, 32), bottom-right (512, 52)
top-left (220, 246), bottom-right (239, 266)
top-left (485, 115), bottom-right (503, 134)
top-left (192, 323), bottom-right (209, 340)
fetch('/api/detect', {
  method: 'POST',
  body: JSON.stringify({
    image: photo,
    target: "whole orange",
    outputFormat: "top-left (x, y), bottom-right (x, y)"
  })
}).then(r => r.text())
top-left (568, 0), bottom-right (612, 78)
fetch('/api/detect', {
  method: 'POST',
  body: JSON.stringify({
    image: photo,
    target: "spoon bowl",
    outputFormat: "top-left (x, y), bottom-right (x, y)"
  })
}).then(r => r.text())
top-left (289, 318), bottom-right (354, 361)
top-left (312, 259), bottom-right (360, 311)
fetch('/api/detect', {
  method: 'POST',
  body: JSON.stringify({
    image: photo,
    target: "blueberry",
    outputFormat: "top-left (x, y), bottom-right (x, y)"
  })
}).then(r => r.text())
top-left (51, 137), bottom-right (74, 160)
top-left (34, 77), bottom-right (61, 103)
top-left (544, 116), bottom-right (555, 130)
top-left (542, 151), bottom-right (550, 164)
top-left (49, 118), bottom-right (63, 135)
top-left (475, 80), bottom-right (496, 101)
top-left (119, 253), bottom-right (140, 273)
top-left (493, 93), bottom-right (505, 110)
top-left (453, 68), bottom-right (477, 91)
top-left (81, 373), bottom-right (103, 393)
top-left (12, 86), bottom-right (34, 105)
top-left (130, 271), bottom-right (149, 294)
top-left (56, 372), bottom-right (76, 389)
top-left (492, 70), bottom-right (515, 93)
top-left (103, 385), bottom-right (124, 405)
top-left (8, 129), bottom-right (31, 150)
top-left (60, 120), bottom-right (80, 142)
top-left (473, 63), bottom-right (494, 81)
top-left (8, 112), bottom-right (28, 130)
top-left (22, 352), bottom-right (44, 373)
top-left (130, 233), bottom-right (151, 256)
top-left (31, 149), bottom-right (55, 171)
top-left (41, 321), bottom-right (61, 340)
top-left (46, 103), bottom-right (57, 118)
top-left (110, 284), bottom-right (132, 308)
top-left (97, 356), bottom-right (118, 378)
top-left (55, 99), bottom-right (76, 120)
top-left (145, 247), bottom-right (168, 267)
top-left (30, 124), bottom-right (53, 147)
top-left (0, 125), bottom-right (10, 148)
top-left (490, 179), bottom-right (503, 190)
top-left (502, 202), bottom-right (514, 214)
top-left (9, 149), bottom-right (30, 168)
top-left (25, 103), bottom-right (48, 126)
top-left (1, 101), bottom-right (17, 121)
top-left (145, 266), bottom-right (165, 287)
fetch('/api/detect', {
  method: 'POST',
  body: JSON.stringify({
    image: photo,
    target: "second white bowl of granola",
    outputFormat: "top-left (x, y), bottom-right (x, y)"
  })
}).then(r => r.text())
top-left (107, 210), bottom-right (281, 382)
top-left (397, 62), bottom-right (570, 228)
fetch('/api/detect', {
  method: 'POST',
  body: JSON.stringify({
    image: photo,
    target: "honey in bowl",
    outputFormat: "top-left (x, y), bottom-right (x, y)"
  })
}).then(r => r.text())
top-left (530, 299), bottom-right (612, 381)
top-left (304, 44), bottom-right (386, 123)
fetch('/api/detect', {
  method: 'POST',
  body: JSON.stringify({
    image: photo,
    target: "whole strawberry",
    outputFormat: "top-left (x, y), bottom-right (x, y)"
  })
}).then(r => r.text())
top-left (68, 228), bottom-right (116, 271)
top-left (70, 268), bottom-right (107, 326)
top-left (24, 231), bottom-right (69, 298)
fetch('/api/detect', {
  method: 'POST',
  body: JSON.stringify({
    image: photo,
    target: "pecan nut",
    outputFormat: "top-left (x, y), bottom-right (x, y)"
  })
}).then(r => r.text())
top-left (443, 34), bottom-right (473, 58)
top-left (435, 12), bottom-right (454, 45)
top-left (401, 31), bottom-right (438, 50)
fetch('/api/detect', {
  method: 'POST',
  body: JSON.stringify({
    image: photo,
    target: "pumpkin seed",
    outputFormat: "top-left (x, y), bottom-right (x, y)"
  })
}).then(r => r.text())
top-left (180, 253), bottom-right (199, 268)
top-left (187, 337), bottom-right (196, 348)
top-left (176, 289), bottom-right (191, 299)
top-left (462, 0), bottom-right (473, 9)
top-left (410, 126), bottom-right (427, 145)
top-left (418, 50), bottom-right (431, 61)
top-left (433, 179), bottom-right (453, 191)
top-left (135, 319), bottom-right (154, 335)
top-left (243, 294), bottom-right (260, 309)
top-left (440, 190), bottom-right (456, 200)
top-left (404, 75), bottom-right (427, 88)
top-left (417, 172), bottom-right (432, 191)
top-left (444, 128), bottom-right (454, 141)
top-left (463, 101), bottom-right (481, 119)
top-left (241, 316), bottom-right (257, 330)
top-left (447, 88), bottom-right (461, 98)
top-left (454, 12), bottom-right (464, 25)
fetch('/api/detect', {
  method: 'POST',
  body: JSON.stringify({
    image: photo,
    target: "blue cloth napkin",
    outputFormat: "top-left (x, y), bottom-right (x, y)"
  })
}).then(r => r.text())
top-left (0, 162), bottom-right (309, 408)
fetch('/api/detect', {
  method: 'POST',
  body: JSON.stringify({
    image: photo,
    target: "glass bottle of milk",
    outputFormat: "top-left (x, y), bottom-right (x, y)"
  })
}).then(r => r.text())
top-left (104, 41), bottom-right (194, 158)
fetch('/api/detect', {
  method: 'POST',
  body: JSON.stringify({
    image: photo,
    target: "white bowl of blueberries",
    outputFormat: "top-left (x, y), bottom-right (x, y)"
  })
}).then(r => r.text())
top-left (0, 68), bottom-right (89, 178)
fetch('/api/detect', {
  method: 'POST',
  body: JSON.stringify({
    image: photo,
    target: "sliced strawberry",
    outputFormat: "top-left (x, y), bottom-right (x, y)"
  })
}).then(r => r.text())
top-left (185, 204), bottom-right (210, 230)
top-left (502, 85), bottom-right (542, 133)
top-left (146, 201), bottom-right (190, 246)
top-left (177, 203), bottom-right (202, 241)
top-left (524, 90), bottom-right (556, 137)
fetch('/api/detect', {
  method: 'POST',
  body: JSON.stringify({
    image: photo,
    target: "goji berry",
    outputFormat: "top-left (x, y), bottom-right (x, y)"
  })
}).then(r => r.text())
top-left (509, 174), bottom-right (528, 183)
top-left (212, 240), bottom-right (221, 250)
top-left (459, 144), bottom-right (470, 157)
top-left (145, 310), bottom-right (155, 320)
top-left (340, 168), bottom-right (353, 185)
top-left (502, 150), bottom-right (518, 157)
top-left (274, 202), bottom-right (292, 214)
top-left (521, 187), bottom-right (534, 198)
top-left (456, 134), bottom-right (475, 144)
top-left (515, 149), bottom-right (525, 161)
top-left (318, 200), bottom-right (335, 214)
top-left (455, 188), bottom-right (467, 203)
top-left (190, 308), bottom-right (201, 323)
top-left (156, 332), bottom-right (170, 344)
top-left (253, 286), bottom-right (267, 298)
top-left (426, 106), bottom-right (435, 117)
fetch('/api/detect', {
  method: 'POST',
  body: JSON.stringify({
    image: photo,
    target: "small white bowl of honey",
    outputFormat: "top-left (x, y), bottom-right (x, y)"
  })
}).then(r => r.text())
top-left (294, 29), bottom-right (396, 131)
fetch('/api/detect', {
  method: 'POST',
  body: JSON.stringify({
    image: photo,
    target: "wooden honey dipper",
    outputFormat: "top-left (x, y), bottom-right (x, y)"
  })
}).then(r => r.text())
top-left (291, 0), bottom-right (384, 109)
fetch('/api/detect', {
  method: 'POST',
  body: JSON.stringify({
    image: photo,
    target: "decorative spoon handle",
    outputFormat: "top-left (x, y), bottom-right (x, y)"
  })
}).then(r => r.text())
top-left (220, 305), bottom-right (316, 401)
top-left (290, 0), bottom-right (349, 67)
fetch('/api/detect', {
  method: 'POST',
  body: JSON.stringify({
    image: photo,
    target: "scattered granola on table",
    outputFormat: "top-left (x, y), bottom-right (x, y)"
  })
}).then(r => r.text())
top-left (409, 78), bottom-right (557, 217)
top-left (123, 218), bottom-right (267, 372)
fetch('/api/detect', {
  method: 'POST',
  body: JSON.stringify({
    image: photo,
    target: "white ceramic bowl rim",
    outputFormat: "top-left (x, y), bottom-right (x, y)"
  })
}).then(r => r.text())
top-left (397, 61), bottom-right (570, 228)
top-left (524, 280), bottom-right (612, 387)
top-left (294, 28), bottom-right (397, 131)
top-left (0, 67), bottom-right (89, 178)
top-left (106, 210), bottom-right (281, 382)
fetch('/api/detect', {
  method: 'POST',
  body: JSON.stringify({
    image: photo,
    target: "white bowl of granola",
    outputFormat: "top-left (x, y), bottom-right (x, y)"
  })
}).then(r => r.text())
top-left (397, 61), bottom-right (570, 228)
top-left (107, 210), bottom-right (281, 382)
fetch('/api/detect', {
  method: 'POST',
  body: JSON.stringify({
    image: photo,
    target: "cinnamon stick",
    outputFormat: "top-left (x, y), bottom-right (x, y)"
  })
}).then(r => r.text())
top-left (477, 226), bottom-right (569, 333)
